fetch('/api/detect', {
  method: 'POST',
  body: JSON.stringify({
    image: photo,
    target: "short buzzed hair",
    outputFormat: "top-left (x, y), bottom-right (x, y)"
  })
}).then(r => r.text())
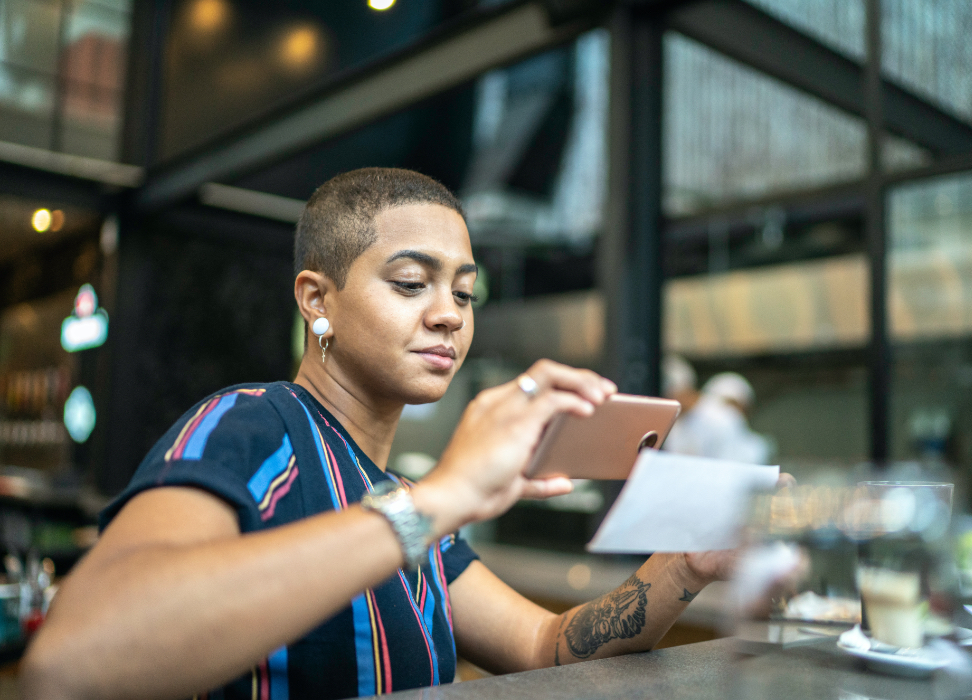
top-left (294, 167), bottom-right (466, 288)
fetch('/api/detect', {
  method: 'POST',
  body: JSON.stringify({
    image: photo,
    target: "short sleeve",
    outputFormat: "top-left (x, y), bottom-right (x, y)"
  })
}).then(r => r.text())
top-left (99, 385), bottom-right (287, 533)
top-left (439, 533), bottom-right (480, 584)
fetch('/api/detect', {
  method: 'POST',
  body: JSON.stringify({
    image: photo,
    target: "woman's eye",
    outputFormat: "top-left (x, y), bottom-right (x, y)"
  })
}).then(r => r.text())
top-left (392, 281), bottom-right (425, 293)
top-left (453, 291), bottom-right (480, 305)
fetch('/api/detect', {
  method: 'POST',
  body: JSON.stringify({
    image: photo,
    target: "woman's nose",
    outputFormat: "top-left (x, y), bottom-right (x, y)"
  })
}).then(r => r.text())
top-left (426, 290), bottom-right (463, 331)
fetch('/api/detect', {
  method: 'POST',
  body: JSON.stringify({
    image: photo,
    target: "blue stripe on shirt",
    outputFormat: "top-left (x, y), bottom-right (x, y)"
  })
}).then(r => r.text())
top-left (268, 645), bottom-right (289, 700)
top-left (247, 434), bottom-right (294, 502)
top-left (292, 395), bottom-right (341, 510)
top-left (352, 594), bottom-right (377, 696)
top-left (182, 393), bottom-right (240, 460)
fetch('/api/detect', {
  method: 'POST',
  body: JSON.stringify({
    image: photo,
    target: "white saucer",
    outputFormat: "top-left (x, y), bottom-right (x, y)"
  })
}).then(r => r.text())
top-left (837, 625), bottom-right (951, 678)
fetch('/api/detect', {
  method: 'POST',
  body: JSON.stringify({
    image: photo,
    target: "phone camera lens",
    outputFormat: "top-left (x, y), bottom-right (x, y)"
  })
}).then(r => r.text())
top-left (638, 431), bottom-right (658, 451)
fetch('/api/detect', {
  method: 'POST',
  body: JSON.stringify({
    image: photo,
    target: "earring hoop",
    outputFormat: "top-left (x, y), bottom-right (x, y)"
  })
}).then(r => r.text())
top-left (311, 317), bottom-right (330, 362)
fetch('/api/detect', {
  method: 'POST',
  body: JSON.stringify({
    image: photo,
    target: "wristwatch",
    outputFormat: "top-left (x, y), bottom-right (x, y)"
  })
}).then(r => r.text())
top-left (360, 481), bottom-right (434, 570)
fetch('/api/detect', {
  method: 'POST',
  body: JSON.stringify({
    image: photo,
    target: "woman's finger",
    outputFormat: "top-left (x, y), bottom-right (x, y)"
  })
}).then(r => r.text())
top-left (520, 477), bottom-right (574, 500)
top-left (526, 389), bottom-right (597, 429)
top-left (524, 360), bottom-right (616, 405)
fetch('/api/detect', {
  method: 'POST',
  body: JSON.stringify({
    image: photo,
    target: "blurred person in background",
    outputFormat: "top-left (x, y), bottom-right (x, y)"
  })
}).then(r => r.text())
top-left (664, 370), bottom-right (773, 465)
top-left (661, 354), bottom-right (699, 453)
top-left (661, 354), bottom-right (700, 413)
top-left (22, 169), bottom-right (776, 700)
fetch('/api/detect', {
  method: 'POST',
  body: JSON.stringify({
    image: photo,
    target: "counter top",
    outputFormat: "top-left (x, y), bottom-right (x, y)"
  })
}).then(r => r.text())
top-left (380, 635), bottom-right (954, 699)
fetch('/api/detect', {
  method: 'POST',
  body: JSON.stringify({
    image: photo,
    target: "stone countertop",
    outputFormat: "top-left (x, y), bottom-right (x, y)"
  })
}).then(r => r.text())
top-left (380, 636), bottom-right (951, 699)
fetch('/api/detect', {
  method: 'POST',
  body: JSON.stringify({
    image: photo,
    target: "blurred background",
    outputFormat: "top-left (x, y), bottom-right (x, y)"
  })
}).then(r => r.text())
top-left (1, 0), bottom-right (972, 666)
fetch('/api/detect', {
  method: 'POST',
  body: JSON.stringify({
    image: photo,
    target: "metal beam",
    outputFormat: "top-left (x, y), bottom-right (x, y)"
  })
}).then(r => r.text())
top-left (601, 7), bottom-right (665, 396)
top-left (199, 183), bottom-right (304, 223)
top-left (137, 1), bottom-right (595, 211)
top-left (120, 0), bottom-right (170, 168)
top-left (0, 139), bottom-right (143, 188)
top-left (668, 0), bottom-right (972, 157)
top-left (665, 181), bottom-right (866, 246)
top-left (883, 149), bottom-right (972, 188)
top-left (865, 0), bottom-right (889, 465)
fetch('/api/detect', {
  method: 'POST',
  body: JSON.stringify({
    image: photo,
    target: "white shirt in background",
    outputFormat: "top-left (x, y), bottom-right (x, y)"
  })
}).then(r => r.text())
top-left (664, 394), bottom-right (772, 465)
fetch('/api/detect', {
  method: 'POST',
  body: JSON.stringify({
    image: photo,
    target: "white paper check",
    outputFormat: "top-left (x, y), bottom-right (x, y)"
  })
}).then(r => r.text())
top-left (587, 450), bottom-right (779, 553)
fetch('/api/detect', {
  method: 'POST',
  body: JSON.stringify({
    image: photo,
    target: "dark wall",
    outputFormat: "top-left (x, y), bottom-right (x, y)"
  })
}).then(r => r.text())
top-left (98, 206), bottom-right (294, 495)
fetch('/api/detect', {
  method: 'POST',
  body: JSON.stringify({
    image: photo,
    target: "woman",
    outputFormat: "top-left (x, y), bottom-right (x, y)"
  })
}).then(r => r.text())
top-left (22, 168), bottom-right (737, 700)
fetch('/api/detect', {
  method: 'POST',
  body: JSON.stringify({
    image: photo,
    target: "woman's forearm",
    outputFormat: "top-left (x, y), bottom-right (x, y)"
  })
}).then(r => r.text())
top-left (541, 553), bottom-right (711, 667)
top-left (21, 502), bottom-right (409, 700)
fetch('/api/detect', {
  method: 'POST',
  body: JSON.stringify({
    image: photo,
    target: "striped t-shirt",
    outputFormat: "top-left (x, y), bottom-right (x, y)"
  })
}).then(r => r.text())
top-left (101, 381), bottom-right (479, 700)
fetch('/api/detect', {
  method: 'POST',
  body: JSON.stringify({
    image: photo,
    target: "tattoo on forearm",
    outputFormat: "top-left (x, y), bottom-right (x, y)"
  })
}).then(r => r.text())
top-left (563, 573), bottom-right (651, 660)
top-left (554, 615), bottom-right (567, 666)
top-left (678, 588), bottom-right (698, 603)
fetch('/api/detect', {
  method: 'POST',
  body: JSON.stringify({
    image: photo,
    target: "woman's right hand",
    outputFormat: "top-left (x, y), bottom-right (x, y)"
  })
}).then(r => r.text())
top-left (411, 359), bottom-right (617, 535)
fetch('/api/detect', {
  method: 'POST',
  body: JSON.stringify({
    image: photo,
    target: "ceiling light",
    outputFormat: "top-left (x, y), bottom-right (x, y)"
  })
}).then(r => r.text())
top-left (280, 26), bottom-right (318, 69)
top-left (190, 0), bottom-right (229, 33)
top-left (368, 0), bottom-right (396, 10)
top-left (51, 209), bottom-right (64, 232)
top-left (32, 208), bottom-right (51, 232)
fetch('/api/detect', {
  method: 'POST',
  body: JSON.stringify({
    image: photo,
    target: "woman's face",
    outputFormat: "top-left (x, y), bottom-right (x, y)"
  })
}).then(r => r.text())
top-left (325, 203), bottom-right (476, 407)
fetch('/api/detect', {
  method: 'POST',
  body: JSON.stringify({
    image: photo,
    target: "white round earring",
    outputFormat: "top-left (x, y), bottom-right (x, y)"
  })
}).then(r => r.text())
top-left (312, 317), bottom-right (330, 362)
top-left (312, 317), bottom-right (329, 336)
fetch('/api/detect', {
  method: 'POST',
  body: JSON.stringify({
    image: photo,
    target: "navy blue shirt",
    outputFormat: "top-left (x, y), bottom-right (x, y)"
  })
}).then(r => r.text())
top-left (102, 382), bottom-right (479, 699)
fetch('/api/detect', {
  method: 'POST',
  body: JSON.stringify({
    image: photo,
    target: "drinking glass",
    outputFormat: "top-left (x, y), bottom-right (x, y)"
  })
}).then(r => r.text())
top-left (854, 481), bottom-right (954, 648)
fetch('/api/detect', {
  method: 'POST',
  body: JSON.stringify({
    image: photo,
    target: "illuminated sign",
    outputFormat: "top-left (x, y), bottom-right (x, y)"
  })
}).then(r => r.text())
top-left (61, 284), bottom-right (108, 352)
top-left (64, 385), bottom-right (96, 443)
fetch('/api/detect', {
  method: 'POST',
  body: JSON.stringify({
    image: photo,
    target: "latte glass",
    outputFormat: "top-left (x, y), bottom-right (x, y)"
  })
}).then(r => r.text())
top-left (855, 481), bottom-right (954, 648)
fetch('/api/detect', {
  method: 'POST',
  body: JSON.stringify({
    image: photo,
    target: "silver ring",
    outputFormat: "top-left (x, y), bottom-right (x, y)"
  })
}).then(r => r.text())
top-left (517, 374), bottom-right (539, 398)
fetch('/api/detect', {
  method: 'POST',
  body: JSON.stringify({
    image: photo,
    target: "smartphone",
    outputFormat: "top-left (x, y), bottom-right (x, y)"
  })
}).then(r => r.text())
top-left (526, 394), bottom-right (681, 480)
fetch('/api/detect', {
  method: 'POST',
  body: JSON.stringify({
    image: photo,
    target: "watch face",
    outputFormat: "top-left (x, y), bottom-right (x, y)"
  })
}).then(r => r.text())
top-left (372, 480), bottom-right (402, 497)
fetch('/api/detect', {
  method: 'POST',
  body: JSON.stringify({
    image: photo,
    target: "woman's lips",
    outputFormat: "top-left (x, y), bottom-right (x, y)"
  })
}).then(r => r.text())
top-left (416, 352), bottom-right (455, 370)
top-left (413, 346), bottom-right (456, 370)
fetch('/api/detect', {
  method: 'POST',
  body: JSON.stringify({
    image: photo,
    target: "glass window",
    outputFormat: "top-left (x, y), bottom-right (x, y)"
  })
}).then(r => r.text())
top-left (0, 0), bottom-right (131, 159)
top-left (745, 0), bottom-right (972, 136)
top-left (664, 33), bottom-right (872, 217)
top-left (889, 174), bottom-right (972, 342)
top-left (889, 171), bottom-right (972, 471)
top-left (663, 32), bottom-right (930, 217)
top-left (883, 0), bottom-right (972, 125)
top-left (161, 0), bottom-right (472, 159)
top-left (665, 255), bottom-right (868, 358)
top-left (463, 29), bottom-right (608, 248)
top-left (235, 28), bottom-right (609, 307)
top-left (0, 0), bottom-right (60, 147)
top-left (663, 33), bottom-right (872, 475)
top-left (745, 0), bottom-right (865, 60)
top-left (662, 256), bottom-right (870, 470)
top-left (61, 0), bottom-right (131, 159)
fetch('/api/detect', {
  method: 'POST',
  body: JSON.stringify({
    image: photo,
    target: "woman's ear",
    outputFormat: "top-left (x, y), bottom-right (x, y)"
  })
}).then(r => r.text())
top-left (294, 270), bottom-right (334, 328)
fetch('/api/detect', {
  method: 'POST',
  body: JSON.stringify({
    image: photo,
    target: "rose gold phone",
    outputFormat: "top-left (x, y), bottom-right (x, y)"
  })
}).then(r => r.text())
top-left (526, 394), bottom-right (681, 480)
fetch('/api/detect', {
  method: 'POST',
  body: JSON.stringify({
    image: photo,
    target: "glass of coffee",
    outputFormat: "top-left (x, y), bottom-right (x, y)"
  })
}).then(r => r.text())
top-left (854, 481), bottom-right (954, 649)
